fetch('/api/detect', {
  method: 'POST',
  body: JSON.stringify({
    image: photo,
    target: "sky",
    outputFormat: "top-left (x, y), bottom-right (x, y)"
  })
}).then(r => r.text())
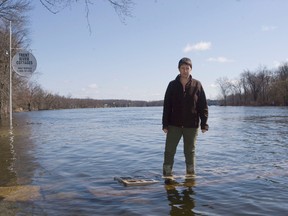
top-left (28, 0), bottom-right (288, 101)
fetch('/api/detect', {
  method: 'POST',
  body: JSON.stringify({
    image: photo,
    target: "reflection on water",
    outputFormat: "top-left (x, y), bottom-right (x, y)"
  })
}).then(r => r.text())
top-left (0, 106), bottom-right (288, 215)
top-left (0, 124), bottom-right (16, 187)
top-left (167, 187), bottom-right (195, 216)
top-left (1, 115), bottom-right (40, 215)
top-left (165, 178), bottom-right (196, 216)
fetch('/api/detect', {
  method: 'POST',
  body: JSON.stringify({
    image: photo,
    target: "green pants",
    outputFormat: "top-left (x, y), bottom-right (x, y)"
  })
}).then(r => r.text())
top-left (163, 126), bottom-right (198, 176)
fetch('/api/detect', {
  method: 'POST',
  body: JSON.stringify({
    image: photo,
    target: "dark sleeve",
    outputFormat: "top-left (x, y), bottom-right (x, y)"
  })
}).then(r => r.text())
top-left (197, 84), bottom-right (209, 130)
top-left (162, 82), bottom-right (172, 130)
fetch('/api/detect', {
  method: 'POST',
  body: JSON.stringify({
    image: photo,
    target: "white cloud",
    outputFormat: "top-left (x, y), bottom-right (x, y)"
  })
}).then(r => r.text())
top-left (183, 41), bottom-right (212, 53)
top-left (88, 83), bottom-right (98, 89)
top-left (74, 84), bottom-right (100, 98)
top-left (261, 25), bottom-right (277, 32)
top-left (207, 56), bottom-right (234, 63)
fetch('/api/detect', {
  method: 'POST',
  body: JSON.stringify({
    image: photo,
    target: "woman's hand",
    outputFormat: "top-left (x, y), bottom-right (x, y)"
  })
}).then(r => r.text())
top-left (163, 128), bottom-right (168, 134)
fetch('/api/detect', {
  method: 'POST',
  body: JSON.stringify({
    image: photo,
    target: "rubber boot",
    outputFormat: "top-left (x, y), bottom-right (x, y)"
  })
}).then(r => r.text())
top-left (163, 165), bottom-right (173, 177)
top-left (186, 164), bottom-right (195, 177)
top-left (185, 150), bottom-right (195, 177)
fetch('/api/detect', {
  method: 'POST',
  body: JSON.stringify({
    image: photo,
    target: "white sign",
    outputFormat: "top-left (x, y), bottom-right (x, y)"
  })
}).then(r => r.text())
top-left (12, 51), bottom-right (37, 76)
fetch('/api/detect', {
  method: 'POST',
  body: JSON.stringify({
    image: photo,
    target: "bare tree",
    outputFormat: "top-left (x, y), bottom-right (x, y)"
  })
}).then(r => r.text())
top-left (39, 0), bottom-right (134, 16)
top-left (241, 70), bottom-right (263, 103)
top-left (230, 79), bottom-right (243, 105)
top-left (0, 26), bottom-right (9, 116)
top-left (277, 62), bottom-right (288, 80)
top-left (272, 62), bottom-right (288, 105)
top-left (239, 72), bottom-right (251, 104)
top-left (0, 0), bottom-right (31, 118)
top-left (0, 0), bottom-right (31, 22)
top-left (216, 77), bottom-right (231, 106)
top-left (255, 66), bottom-right (272, 105)
top-left (39, 0), bottom-right (135, 31)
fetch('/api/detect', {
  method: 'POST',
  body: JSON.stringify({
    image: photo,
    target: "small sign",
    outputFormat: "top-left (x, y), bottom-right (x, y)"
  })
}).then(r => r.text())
top-left (12, 51), bottom-right (37, 76)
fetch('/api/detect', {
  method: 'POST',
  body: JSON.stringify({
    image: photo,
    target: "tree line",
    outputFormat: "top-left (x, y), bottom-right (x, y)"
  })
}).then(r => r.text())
top-left (216, 63), bottom-right (288, 106)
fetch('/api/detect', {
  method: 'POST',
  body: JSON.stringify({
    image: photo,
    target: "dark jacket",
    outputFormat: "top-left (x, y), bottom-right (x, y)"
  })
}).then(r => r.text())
top-left (162, 75), bottom-right (209, 130)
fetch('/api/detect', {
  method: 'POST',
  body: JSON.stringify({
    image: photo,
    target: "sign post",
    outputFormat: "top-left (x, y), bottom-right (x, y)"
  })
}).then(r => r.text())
top-left (9, 20), bottom-right (12, 128)
top-left (9, 49), bottom-right (37, 128)
top-left (8, 20), bottom-right (37, 128)
top-left (12, 50), bottom-right (37, 76)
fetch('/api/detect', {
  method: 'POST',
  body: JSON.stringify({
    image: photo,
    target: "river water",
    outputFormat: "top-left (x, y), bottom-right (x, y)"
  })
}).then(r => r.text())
top-left (0, 106), bottom-right (287, 215)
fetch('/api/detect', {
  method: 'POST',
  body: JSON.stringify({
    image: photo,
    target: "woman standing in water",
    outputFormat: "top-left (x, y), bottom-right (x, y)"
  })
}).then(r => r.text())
top-left (162, 57), bottom-right (209, 177)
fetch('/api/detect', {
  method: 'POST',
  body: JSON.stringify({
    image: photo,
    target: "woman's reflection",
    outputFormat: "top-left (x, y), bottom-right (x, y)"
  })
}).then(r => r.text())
top-left (165, 178), bottom-right (196, 216)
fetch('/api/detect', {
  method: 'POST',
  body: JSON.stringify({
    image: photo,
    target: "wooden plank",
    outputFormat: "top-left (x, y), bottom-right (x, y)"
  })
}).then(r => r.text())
top-left (114, 177), bottom-right (159, 186)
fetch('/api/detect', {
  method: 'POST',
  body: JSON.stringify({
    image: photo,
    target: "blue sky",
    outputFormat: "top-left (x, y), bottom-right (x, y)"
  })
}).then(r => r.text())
top-left (29, 0), bottom-right (288, 100)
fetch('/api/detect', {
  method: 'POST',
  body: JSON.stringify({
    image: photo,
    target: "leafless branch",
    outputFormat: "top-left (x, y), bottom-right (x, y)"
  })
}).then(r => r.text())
top-left (38, 0), bottom-right (135, 27)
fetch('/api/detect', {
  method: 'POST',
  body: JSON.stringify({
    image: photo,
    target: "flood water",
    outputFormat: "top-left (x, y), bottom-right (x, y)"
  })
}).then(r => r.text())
top-left (0, 106), bottom-right (288, 215)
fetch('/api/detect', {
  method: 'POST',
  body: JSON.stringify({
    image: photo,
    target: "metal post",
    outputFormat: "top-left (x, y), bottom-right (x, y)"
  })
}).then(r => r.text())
top-left (9, 20), bottom-right (12, 128)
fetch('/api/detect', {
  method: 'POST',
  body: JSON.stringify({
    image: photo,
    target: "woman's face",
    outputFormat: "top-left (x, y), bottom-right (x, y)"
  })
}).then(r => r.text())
top-left (179, 64), bottom-right (192, 79)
